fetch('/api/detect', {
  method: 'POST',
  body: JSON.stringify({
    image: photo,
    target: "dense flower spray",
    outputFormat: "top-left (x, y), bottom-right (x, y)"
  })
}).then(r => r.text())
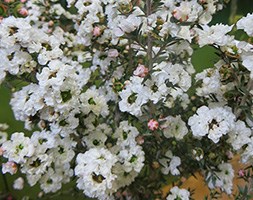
top-left (0, 0), bottom-right (253, 199)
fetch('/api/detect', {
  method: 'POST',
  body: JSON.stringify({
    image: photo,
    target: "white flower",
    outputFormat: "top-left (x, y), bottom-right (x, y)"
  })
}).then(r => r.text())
top-left (145, 77), bottom-right (169, 104)
top-left (237, 13), bottom-right (253, 37)
top-left (117, 145), bottom-right (145, 173)
top-left (10, 84), bottom-right (45, 122)
top-left (161, 115), bottom-right (188, 140)
top-left (177, 26), bottom-right (193, 42)
top-left (152, 62), bottom-right (192, 92)
top-left (31, 130), bottom-right (56, 152)
top-left (166, 186), bottom-right (190, 200)
top-left (235, 41), bottom-right (253, 79)
top-left (2, 132), bottom-right (35, 163)
top-left (241, 137), bottom-right (253, 163)
top-left (51, 136), bottom-right (76, 165)
top-left (2, 161), bottom-right (18, 175)
top-left (13, 177), bottom-right (24, 190)
top-left (195, 68), bottom-right (222, 97)
top-left (107, 49), bottom-right (119, 58)
top-left (83, 124), bottom-right (111, 149)
top-left (195, 24), bottom-right (233, 47)
top-left (39, 167), bottom-right (63, 193)
top-left (206, 163), bottom-right (234, 194)
top-left (21, 154), bottom-right (53, 186)
top-left (114, 121), bottom-right (139, 148)
top-left (116, 7), bottom-right (144, 35)
top-left (159, 150), bottom-right (181, 175)
top-left (75, 148), bottom-right (118, 199)
top-left (80, 88), bottom-right (109, 117)
top-left (188, 106), bottom-right (236, 143)
top-left (172, 0), bottom-right (203, 22)
top-left (111, 163), bottom-right (138, 190)
top-left (119, 76), bottom-right (149, 116)
top-left (0, 130), bottom-right (8, 144)
top-left (164, 88), bottom-right (190, 109)
top-left (227, 120), bottom-right (251, 151)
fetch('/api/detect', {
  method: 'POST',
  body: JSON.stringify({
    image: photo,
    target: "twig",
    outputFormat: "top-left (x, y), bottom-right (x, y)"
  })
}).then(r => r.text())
top-left (229, 0), bottom-right (238, 24)
top-left (146, 0), bottom-right (153, 70)
top-left (2, 173), bottom-right (10, 193)
top-left (235, 79), bottom-right (253, 118)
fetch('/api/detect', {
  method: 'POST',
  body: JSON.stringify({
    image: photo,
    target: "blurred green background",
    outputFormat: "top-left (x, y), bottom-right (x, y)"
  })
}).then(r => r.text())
top-left (1, 0), bottom-right (253, 199)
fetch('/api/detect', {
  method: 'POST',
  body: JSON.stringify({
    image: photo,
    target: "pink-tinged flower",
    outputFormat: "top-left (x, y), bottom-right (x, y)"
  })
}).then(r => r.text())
top-left (4, 0), bottom-right (13, 3)
top-left (92, 26), bottom-right (102, 37)
top-left (172, 10), bottom-right (189, 22)
top-left (18, 8), bottom-right (28, 16)
top-left (20, 0), bottom-right (27, 2)
top-left (238, 169), bottom-right (245, 177)
top-left (2, 162), bottom-right (18, 175)
top-left (199, 0), bottom-right (206, 3)
top-left (13, 177), bottom-right (24, 190)
top-left (136, 135), bottom-right (144, 145)
top-left (108, 49), bottom-right (119, 58)
top-left (6, 194), bottom-right (14, 200)
top-left (181, 176), bottom-right (187, 183)
top-left (47, 28), bottom-right (53, 33)
top-left (0, 147), bottom-right (3, 156)
top-left (48, 20), bottom-right (54, 27)
top-left (148, 119), bottom-right (159, 131)
top-left (226, 151), bottom-right (234, 159)
top-left (133, 64), bottom-right (149, 78)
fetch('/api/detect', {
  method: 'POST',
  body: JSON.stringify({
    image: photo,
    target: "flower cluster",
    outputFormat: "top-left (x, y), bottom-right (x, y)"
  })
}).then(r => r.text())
top-left (0, 0), bottom-right (253, 200)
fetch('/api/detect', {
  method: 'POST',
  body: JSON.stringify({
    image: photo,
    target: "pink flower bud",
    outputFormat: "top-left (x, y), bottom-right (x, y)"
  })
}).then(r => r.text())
top-left (93, 26), bottom-right (102, 37)
top-left (0, 147), bottom-right (3, 156)
top-left (172, 8), bottom-right (189, 22)
top-left (133, 64), bottom-right (149, 78)
top-left (108, 49), bottom-right (119, 58)
top-left (199, 0), bottom-right (206, 3)
top-left (124, 80), bottom-right (131, 86)
top-left (181, 176), bottom-right (187, 183)
top-left (2, 162), bottom-right (18, 175)
top-left (47, 28), bottom-right (53, 33)
top-left (148, 119), bottom-right (159, 131)
top-left (48, 20), bottom-right (54, 27)
top-left (6, 194), bottom-right (14, 200)
top-left (226, 151), bottom-right (234, 159)
top-left (20, 0), bottom-right (27, 2)
top-left (238, 169), bottom-right (245, 177)
top-left (136, 136), bottom-right (144, 145)
top-left (18, 8), bottom-right (28, 16)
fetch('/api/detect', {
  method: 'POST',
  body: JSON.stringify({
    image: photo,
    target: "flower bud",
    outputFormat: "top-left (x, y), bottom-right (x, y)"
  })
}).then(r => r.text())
top-left (108, 49), bottom-right (119, 58)
top-left (148, 119), bottom-right (159, 131)
top-left (133, 64), bottom-right (149, 78)
top-left (4, 0), bottom-right (14, 3)
top-left (2, 161), bottom-right (18, 175)
top-left (238, 169), bottom-right (245, 177)
top-left (13, 177), bottom-right (24, 190)
top-left (48, 20), bottom-right (54, 27)
top-left (136, 135), bottom-right (144, 145)
top-left (18, 7), bottom-right (28, 16)
top-left (0, 147), bottom-right (4, 156)
top-left (93, 26), bottom-right (102, 37)
top-left (152, 161), bottom-right (160, 169)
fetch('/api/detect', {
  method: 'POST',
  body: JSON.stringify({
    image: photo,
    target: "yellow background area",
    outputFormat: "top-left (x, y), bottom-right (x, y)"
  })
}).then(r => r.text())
top-left (162, 155), bottom-right (249, 199)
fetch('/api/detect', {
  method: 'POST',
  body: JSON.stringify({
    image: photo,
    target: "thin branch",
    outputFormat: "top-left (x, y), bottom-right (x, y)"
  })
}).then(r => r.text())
top-left (229, 0), bottom-right (238, 24)
top-left (2, 173), bottom-right (10, 193)
top-left (235, 79), bottom-right (253, 118)
top-left (146, 0), bottom-right (153, 70)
